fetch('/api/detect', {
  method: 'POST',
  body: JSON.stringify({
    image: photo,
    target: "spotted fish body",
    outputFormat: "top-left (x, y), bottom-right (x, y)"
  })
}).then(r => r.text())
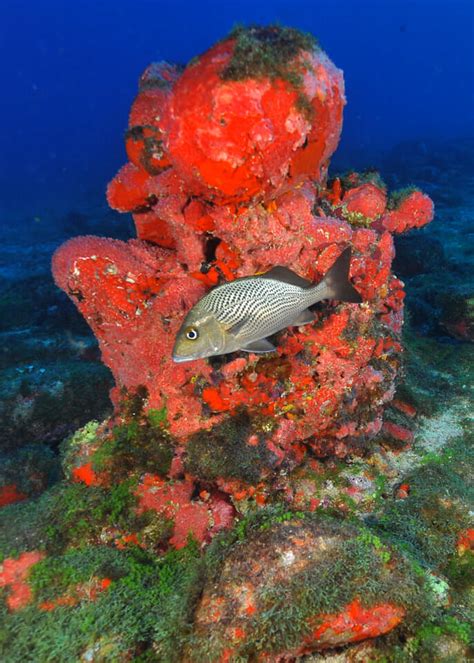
top-left (172, 247), bottom-right (362, 362)
top-left (205, 277), bottom-right (327, 344)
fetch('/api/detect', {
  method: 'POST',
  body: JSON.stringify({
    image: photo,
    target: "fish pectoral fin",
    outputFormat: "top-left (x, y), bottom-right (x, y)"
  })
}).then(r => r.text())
top-left (291, 309), bottom-right (315, 326)
top-left (260, 266), bottom-right (311, 288)
top-left (240, 338), bottom-right (277, 354)
top-left (226, 318), bottom-right (250, 336)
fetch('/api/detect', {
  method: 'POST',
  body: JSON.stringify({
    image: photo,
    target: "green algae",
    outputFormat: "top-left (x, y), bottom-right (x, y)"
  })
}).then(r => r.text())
top-left (340, 207), bottom-right (376, 227)
top-left (407, 616), bottom-right (473, 660)
top-left (0, 397), bottom-right (179, 560)
top-left (91, 418), bottom-right (173, 479)
top-left (338, 168), bottom-right (387, 192)
top-left (43, 479), bottom-right (174, 556)
top-left (0, 498), bottom-right (45, 564)
top-left (0, 542), bottom-right (203, 663)
top-left (220, 25), bottom-right (318, 119)
top-left (61, 420), bottom-right (100, 471)
top-left (242, 542), bottom-right (421, 656)
top-left (445, 546), bottom-right (474, 594)
top-left (67, 419), bottom-right (99, 447)
top-left (185, 410), bottom-right (274, 483)
top-left (29, 546), bottom-right (130, 600)
top-left (61, 390), bottom-right (174, 482)
top-left (42, 481), bottom-right (140, 554)
top-left (387, 186), bottom-right (420, 210)
top-left (0, 479), bottom-right (142, 561)
top-left (1, 326), bottom-right (472, 660)
top-left (222, 25), bottom-right (318, 82)
top-left (0, 483), bottom-right (468, 661)
top-left (376, 611), bottom-right (474, 662)
top-left (372, 433), bottom-right (473, 570)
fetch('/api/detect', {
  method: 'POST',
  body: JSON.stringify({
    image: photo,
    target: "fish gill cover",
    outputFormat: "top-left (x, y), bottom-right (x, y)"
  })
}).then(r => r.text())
top-left (0, 21), bottom-right (473, 663)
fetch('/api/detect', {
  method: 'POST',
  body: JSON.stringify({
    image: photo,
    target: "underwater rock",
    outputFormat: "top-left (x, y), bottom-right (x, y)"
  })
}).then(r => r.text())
top-left (188, 517), bottom-right (423, 660)
top-left (52, 224), bottom-right (405, 483)
top-left (53, 185), bottom-right (415, 476)
top-left (0, 446), bottom-right (58, 507)
top-left (439, 292), bottom-right (474, 342)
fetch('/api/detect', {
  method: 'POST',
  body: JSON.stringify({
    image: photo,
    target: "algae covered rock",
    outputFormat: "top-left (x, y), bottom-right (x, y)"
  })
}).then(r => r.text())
top-left (189, 515), bottom-right (428, 661)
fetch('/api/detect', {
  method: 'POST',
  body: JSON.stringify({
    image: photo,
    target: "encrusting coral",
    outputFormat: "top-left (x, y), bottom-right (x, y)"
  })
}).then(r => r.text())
top-left (51, 26), bottom-right (434, 487)
top-left (3, 25), bottom-right (469, 663)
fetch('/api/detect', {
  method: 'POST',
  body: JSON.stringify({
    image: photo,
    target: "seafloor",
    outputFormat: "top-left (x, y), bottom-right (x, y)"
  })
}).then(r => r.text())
top-left (0, 137), bottom-right (472, 661)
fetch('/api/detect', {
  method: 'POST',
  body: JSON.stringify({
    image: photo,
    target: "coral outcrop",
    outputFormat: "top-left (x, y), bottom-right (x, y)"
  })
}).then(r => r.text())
top-left (52, 34), bottom-right (434, 496)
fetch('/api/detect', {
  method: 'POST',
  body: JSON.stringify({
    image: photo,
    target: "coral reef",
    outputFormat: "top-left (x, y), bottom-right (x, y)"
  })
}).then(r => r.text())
top-left (2, 26), bottom-right (472, 663)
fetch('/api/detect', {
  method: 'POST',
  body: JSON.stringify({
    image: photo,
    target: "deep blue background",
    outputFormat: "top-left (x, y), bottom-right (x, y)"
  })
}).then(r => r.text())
top-left (1, 0), bottom-right (473, 218)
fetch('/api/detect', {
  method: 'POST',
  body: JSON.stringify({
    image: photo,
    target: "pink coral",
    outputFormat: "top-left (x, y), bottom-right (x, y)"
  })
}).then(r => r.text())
top-left (380, 190), bottom-right (434, 233)
top-left (135, 475), bottom-right (235, 548)
top-left (302, 599), bottom-right (405, 651)
top-left (342, 182), bottom-right (387, 220)
top-left (159, 37), bottom-right (344, 203)
top-left (0, 484), bottom-right (27, 508)
top-left (0, 551), bottom-right (45, 611)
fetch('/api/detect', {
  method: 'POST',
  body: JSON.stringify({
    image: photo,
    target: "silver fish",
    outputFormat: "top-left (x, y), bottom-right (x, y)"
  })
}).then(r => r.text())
top-left (172, 247), bottom-right (361, 363)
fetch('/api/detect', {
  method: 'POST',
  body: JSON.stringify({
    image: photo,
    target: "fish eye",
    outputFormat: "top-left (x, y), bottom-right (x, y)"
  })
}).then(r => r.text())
top-left (185, 327), bottom-right (199, 341)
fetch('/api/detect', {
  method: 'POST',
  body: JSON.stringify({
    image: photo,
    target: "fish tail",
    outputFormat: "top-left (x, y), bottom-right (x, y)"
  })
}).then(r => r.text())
top-left (311, 247), bottom-right (362, 304)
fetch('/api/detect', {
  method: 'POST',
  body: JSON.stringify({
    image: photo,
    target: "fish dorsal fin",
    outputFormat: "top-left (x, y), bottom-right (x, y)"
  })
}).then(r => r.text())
top-left (260, 266), bottom-right (311, 289)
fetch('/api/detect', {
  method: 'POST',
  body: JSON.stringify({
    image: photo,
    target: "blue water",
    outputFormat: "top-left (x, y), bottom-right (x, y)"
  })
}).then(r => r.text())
top-left (1, 0), bottom-right (473, 217)
top-left (0, 0), bottom-right (472, 450)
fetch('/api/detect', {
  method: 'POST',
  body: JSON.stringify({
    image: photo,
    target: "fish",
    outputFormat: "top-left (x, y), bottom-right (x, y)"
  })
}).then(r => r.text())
top-left (172, 247), bottom-right (362, 363)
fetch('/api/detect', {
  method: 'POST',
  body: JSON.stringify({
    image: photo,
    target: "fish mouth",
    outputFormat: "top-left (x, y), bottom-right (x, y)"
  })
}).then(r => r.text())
top-left (172, 344), bottom-right (224, 363)
top-left (172, 354), bottom-right (193, 363)
top-left (172, 353), bottom-right (209, 363)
